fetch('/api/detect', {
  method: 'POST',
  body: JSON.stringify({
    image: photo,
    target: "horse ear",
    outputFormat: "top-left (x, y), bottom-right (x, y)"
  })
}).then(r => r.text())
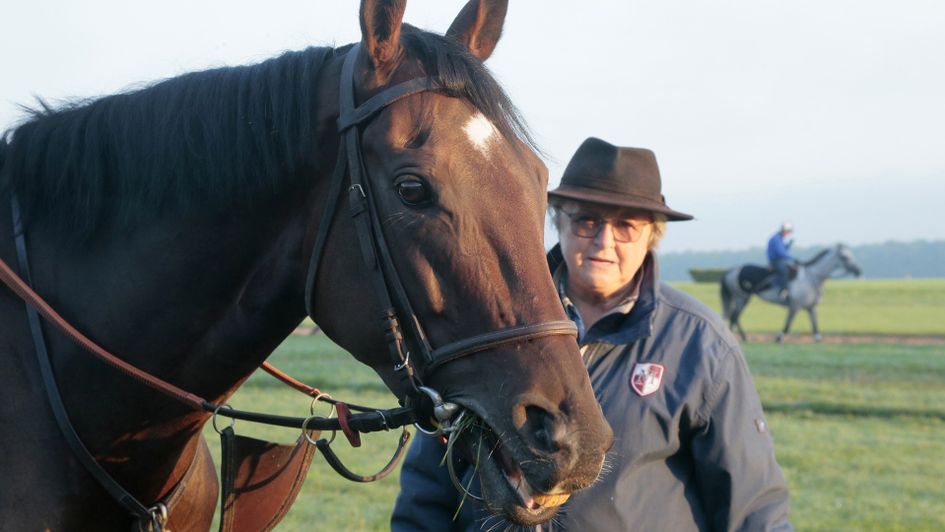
top-left (446, 0), bottom-right (508, 61)
top-left (359, 0), bottom-right (407, 75)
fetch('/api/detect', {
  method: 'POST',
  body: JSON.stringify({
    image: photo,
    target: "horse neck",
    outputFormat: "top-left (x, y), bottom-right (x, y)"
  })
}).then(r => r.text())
top-left (3, 184), bottom-right (321, 500)
top-left (806, 247), bottom-right (840, 283)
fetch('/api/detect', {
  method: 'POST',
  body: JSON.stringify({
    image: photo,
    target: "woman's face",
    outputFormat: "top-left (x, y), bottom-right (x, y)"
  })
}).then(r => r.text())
top-left (557, 201), bottom-right (653, 301)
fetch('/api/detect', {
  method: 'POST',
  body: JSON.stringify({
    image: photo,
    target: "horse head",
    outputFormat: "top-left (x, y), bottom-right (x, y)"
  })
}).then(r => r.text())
top-left (308, 0), bottom-right (613, 525)
top-left (835, 243), bottom-right (863, 278)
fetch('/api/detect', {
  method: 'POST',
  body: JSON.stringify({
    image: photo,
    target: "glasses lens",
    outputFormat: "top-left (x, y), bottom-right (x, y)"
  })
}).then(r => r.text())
top-left (569, 213), bottom-right (601, 238)
top-left (562, 210), bottom-right (648, 243)
top-left (612, 220), bottom-right (643, 243)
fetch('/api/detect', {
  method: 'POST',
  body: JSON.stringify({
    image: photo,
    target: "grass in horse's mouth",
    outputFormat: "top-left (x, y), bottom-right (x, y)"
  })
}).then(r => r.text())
top-left (445, 411), bottom-right (571, 515)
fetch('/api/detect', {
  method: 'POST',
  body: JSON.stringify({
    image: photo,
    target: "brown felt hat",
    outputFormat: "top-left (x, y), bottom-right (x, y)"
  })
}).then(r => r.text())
top-left (548, 137), bottom-right (694, 221)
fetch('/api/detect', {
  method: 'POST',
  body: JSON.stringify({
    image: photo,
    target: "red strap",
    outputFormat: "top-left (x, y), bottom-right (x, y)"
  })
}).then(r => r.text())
top-left (335, 403), bottom-right (362, 447)
top-left (260, 362), bottom-right (322, 397)
top-left (0, 257), bottom-right (207, 410)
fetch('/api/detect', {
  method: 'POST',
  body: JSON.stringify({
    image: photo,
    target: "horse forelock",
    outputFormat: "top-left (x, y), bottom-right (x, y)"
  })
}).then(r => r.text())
top-left (1, 46), bottom-right (335, 241)
top-left (400, 30), bottom-right (538, 158)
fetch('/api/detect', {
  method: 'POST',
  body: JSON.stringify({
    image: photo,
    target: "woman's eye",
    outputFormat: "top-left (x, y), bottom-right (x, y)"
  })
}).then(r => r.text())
top-left (396, 179), bottom-right (432, 206)
top-left (576, 216), bottom-right (599, 228)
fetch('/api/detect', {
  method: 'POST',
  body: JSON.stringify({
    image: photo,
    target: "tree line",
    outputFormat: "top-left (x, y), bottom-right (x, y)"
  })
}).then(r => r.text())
top-left (659, 239), bottom-right (945, 282)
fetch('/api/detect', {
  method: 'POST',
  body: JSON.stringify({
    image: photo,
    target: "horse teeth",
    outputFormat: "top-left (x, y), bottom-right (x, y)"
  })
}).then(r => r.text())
top-left (532, 493), bottom-right (570, 507)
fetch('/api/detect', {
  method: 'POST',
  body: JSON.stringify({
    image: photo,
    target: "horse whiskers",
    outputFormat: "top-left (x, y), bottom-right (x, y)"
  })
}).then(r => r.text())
top-left (592, 455), bottom-right (615, 484)
top-left (382, 211), bottom-right (423, 230)
top-left (479, 514), bottom-right (504, 532)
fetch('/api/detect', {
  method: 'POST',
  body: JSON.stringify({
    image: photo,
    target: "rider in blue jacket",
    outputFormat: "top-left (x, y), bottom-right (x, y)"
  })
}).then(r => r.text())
top-left (392, 138), bottom-right (792, 531)
top-left (767, 222), bottom-right (796, 300)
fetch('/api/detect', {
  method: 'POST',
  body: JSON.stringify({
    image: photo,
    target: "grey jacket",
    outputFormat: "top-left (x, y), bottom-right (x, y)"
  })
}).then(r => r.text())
top-left (392, 250), bottom-right (792, 531)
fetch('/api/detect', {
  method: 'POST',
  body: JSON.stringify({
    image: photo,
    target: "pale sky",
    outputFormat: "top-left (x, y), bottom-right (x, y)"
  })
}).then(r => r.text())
top-left (2, 1), bottom-right (943, 253)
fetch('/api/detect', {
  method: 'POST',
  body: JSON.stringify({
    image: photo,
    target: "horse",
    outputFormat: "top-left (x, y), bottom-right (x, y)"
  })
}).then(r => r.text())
top-left (0, 1), bottom-right (613, 529)
top-left (720, 243), bottom-right (863, 342)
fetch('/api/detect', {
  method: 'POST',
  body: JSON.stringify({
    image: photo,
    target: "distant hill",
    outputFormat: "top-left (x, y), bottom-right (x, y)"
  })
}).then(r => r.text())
top-left (658, 239), bottom-right (945, 282)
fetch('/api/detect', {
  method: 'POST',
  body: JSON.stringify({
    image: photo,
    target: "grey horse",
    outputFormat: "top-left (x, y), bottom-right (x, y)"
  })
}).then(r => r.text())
top-left (720, 243), bottom-right (863, 342)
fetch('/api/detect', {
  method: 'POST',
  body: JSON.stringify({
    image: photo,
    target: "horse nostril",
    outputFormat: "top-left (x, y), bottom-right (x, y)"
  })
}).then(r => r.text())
top-left (524, 405), bottom-right (560, 452)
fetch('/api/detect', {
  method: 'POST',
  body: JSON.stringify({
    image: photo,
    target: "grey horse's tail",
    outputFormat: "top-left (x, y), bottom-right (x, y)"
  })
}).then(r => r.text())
top-left (720, 273), bottom-right (734, 321)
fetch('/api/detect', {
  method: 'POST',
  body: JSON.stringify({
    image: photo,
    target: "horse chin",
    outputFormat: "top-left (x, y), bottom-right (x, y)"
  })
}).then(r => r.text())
top-left (453, 413), bottom-right (569, 526)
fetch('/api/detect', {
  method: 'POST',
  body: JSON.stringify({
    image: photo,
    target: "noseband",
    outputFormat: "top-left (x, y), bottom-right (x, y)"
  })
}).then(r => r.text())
top-left (303, 44), bottom-right (577, 429)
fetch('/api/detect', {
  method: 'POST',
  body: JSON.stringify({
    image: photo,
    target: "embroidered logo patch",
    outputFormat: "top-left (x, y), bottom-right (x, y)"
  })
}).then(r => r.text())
top-left (630, 363), bottom-right (664, 397)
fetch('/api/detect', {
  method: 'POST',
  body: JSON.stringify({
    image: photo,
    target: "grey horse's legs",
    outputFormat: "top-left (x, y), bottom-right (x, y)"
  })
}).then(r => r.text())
top-left (808, 307), bottom-right (822, 342)
top-left (730, 295), bottom-right (749, 342)
top-left (776, 307), bottom-right (798, 343)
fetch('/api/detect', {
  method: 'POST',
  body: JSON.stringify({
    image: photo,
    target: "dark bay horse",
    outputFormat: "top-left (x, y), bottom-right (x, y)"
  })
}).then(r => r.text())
top-left (721, 243), bottom-right (863, 342)
top-left (0, 1), bottom-right (612, 529)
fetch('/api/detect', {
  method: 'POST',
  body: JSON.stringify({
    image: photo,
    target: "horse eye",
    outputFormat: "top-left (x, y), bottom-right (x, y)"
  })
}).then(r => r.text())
top-left (396, 179), bottom-right (432, 206)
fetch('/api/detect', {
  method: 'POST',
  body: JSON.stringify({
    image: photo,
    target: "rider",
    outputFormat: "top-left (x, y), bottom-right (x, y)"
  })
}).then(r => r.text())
top-left (767, 221), bottom-right (796, 300)
top-left (391, 138), bottom-right (792, 531)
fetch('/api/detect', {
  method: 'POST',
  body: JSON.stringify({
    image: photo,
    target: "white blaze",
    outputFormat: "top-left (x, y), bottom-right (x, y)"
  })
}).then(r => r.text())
top-left (463, 112), bottom-right (499, 155)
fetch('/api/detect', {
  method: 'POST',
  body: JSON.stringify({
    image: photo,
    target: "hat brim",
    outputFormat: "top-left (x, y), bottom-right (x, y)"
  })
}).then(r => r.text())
top-left (549, 186), bottom-right (694, 221)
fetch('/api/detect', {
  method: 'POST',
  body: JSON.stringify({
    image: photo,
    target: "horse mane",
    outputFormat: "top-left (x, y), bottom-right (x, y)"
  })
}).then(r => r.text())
top-left (0, 28), bottom-right (533, 241)
top-left (803, 248), bottom-right (831, 266)
top-left (0, 47), bottom-right (335, 239)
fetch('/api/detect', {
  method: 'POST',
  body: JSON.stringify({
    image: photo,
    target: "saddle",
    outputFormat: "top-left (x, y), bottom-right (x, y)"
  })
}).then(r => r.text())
top-left (737, 264), bottom-right (798, 293)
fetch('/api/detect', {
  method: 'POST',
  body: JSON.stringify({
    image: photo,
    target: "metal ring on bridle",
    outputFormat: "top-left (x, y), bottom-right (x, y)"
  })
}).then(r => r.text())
top-left (302, 414), bottom-right (337, 446)
top-left (310, 392), bottom-right (335, 417)
top-left (413, 385), bottom-right (454, 436)
top-left (147, 502), bottom-right (168, 530)
top-left (211, 403), bottom-right (235, 434)
top-left (374, 410), bottom-right (390, 431)
top-left (394, 350), bottom-right (411, 372)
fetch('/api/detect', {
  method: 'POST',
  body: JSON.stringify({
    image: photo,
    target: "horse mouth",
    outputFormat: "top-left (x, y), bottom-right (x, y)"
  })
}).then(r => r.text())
top-left (452, 411), bottom-right (571, 525)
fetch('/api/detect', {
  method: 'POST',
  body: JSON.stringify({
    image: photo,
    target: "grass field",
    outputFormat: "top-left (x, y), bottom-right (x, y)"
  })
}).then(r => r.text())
top-left (674, 278), bottom-right (945, 336)
top-left (203, 279), bottom-right (945, 530)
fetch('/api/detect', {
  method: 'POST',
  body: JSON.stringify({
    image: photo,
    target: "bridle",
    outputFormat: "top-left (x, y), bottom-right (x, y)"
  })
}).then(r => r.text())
top-left (304, 43), bottom-right (578, 433)
top-left (0, 43), bottom-right (577, 528)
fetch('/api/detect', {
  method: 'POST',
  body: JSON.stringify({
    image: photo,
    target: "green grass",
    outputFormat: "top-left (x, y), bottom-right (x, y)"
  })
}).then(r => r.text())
top-left (202, 335), bottom-right (945, 531)
top-left (672, 278), bottom-right (945, 336)
top-left (206, 280), bottom-right (945, 529)
top-left (744, 342), bottom-right (945, 531)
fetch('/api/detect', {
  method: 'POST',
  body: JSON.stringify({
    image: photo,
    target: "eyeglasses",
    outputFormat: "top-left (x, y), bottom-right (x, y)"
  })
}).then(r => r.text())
top-left (560, 210), bottom-right (651, 243)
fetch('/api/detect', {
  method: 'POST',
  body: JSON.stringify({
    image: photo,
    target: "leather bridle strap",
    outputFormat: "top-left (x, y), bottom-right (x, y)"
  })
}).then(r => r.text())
top-left (8, 197), bottom-right (154, 523)
top-left (425, 320), bottom-right (578, 374)
top-left (337, 44), bottom-right (435, 390)
top-left (303, 145), bottom-right (347, 319)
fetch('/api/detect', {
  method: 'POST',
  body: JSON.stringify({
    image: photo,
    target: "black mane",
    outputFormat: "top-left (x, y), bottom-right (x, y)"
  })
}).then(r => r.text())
top-left (803, 248), bottom-right (831, 266)
top-left (1, 47), bottom-right (335, 238)
top-left (0, 28), bottom-right (533, 240)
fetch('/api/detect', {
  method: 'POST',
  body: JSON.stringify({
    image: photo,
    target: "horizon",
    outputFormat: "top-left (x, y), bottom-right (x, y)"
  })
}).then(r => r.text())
top-left (2, 1), bottom-right (943, 254)
top-left (657, 236), bottom-right (945, 256)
